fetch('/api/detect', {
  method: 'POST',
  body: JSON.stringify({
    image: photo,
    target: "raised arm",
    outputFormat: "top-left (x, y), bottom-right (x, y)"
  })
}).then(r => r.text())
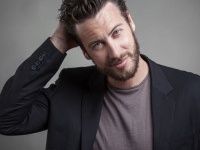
top-left (0, 23), bottom-right (77, 135)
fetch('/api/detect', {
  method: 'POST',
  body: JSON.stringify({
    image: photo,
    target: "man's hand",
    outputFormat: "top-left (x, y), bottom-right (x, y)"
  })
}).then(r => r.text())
top-left (50, 22), bottom-right (78, 53)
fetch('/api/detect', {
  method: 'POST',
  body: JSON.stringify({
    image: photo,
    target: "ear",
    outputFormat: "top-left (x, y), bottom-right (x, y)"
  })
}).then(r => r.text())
top-left (82, 51), bottom-right (91, 60)
top-left (126, 11), bottom-right (136, 31)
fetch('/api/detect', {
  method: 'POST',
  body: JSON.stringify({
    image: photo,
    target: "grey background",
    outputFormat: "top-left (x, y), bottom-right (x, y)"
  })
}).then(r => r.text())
top-left (0, 0), bottom-right (200, 149)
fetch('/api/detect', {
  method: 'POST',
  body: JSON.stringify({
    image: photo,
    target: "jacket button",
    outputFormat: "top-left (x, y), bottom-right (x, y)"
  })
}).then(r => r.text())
top-left (39, 56), bottom-right (44, 61)
top-left (31, 65), bottom-right (37, 70)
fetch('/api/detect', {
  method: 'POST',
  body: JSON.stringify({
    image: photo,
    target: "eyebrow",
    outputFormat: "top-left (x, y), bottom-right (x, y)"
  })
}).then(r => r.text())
top-left (87, 23), bottom-right (123, 48)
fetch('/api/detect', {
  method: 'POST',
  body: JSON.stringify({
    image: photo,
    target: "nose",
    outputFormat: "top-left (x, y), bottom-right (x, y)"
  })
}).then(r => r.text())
top-left (107, 40), bottom-right (120, 59)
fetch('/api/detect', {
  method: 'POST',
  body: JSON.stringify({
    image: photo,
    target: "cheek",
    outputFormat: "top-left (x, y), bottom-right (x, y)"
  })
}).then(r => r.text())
top-left (119, 35), bottom-right (134, 50)
top-left (89, 52), bottom-right (107, 67)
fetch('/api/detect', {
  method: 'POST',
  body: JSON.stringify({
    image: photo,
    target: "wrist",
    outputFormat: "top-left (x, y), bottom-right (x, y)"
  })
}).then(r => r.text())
top-left (50, 36), bottom-right (69, 54)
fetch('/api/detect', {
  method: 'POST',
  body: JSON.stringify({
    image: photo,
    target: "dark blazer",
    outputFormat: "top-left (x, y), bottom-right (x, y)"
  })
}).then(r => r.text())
top-left (0, 38), bottom-right (200, 150)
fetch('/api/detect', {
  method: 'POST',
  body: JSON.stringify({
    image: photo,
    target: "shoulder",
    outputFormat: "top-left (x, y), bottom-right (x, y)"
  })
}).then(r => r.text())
top-left (56, 66), bottom-right (102, 86)
top-left (160, 64), bottom-right (200, 87)
top-left (143, 55), bottom-right (200, 93)
top-left (143, 54), bottom-right (200, 88)
top-left (60, 65), bottom-right (97, 77)
top-left (157, 64), bottom-right (200, 99)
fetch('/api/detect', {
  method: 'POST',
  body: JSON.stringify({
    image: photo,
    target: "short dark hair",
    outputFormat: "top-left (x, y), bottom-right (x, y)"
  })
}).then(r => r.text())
top-left (59, 0), bottom-right (128, 44)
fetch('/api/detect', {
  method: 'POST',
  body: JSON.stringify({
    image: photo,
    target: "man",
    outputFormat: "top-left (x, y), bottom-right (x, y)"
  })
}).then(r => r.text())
top-left (0, 0), bottom-right (200, 150)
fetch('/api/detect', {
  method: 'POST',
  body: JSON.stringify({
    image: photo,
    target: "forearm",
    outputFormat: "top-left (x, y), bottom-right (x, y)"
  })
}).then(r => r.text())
top-left (0, 38), bottom-right (66, 135)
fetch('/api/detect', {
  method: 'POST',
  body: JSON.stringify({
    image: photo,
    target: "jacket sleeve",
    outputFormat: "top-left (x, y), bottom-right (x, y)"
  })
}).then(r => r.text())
top-left (0, 38), bottom-right (66, 135)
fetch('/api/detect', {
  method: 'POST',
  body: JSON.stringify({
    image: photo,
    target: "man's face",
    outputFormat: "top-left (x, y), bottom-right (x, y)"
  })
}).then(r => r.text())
top-left (76, 2), bottom-right (140, 81)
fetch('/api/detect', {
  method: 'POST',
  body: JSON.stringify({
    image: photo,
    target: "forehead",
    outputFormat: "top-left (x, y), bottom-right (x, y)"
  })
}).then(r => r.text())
top-left (75, 2), bottom-right (127, 43)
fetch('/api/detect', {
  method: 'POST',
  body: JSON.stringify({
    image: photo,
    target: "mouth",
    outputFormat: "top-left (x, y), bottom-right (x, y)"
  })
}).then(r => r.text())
top-left (110, 55), bottom-right (128, 69)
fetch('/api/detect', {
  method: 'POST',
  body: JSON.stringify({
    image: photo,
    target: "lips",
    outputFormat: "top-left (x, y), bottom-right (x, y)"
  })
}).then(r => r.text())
top-left (109, 55), bottom-right (128, 68)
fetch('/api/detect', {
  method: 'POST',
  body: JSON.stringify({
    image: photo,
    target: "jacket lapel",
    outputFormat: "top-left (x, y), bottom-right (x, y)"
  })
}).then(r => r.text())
top-left (81, 69), bottom-right (105, 150)
top-left (151, 88), bottom-right (175, 150)
top-left (143, 55), bottom-right (175, 150)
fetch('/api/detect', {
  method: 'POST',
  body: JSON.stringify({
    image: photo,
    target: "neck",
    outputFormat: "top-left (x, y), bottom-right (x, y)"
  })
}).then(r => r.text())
top-left (107, 56), bottom-right (149, 89)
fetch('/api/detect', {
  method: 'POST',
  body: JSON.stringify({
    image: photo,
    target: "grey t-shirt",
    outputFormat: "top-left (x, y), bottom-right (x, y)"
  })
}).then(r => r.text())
top-left (93, 74), bottom-right (152, 150)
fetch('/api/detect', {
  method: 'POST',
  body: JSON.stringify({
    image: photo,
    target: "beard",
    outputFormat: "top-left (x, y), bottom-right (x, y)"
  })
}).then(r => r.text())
top-left (96, 32), bottom-right (140, 81)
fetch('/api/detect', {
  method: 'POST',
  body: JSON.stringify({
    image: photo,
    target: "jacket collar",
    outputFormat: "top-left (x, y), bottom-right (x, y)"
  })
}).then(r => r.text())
top-left (141, 54), bottom-right (173, 94)
top-left (86, 55), bottom-right (174, 94)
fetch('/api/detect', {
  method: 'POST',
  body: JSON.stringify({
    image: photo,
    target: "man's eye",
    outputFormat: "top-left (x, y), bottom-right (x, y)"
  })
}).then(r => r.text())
top-left (93, 42), bottom-right (100, 47)
top-left (113, 29), bottom-right (121, 35)
top-left (95, 43), bottom-right (101, 47)
top-left (92, 42), bottom-right (103, 50)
